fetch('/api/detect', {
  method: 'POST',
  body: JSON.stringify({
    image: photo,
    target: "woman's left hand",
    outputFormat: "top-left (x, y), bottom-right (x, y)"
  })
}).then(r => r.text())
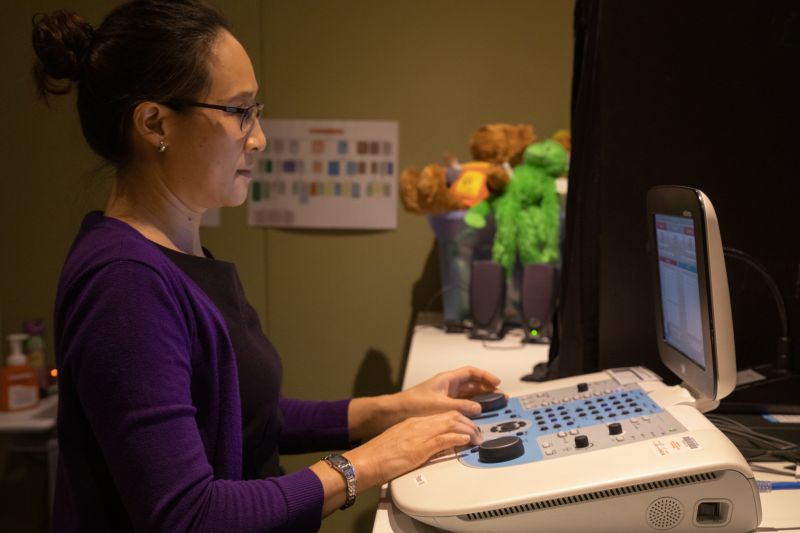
top-left (395, 366), bottom-right (502, 419)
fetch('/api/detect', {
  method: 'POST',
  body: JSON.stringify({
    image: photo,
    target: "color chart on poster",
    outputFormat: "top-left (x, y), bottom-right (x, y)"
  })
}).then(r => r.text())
top-left (248, 119), bottom-right (398, 229)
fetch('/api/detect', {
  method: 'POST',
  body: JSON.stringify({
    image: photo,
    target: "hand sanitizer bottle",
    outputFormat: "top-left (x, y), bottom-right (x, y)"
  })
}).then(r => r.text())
top-left (0, 333), bottom-right (40, 411)
top-left (23, 320), bottom-right (48, 392)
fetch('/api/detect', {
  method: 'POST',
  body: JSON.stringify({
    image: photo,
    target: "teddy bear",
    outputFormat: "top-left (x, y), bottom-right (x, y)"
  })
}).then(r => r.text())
top-left (464, 138), bottom-right (567, 277)
top-left (399, 123), bottom-right (536, 214)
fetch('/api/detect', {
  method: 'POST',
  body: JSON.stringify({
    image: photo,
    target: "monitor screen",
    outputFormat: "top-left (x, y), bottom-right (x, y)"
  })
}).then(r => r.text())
top-left (654, 214), bottom-right (705, 369)
top-left (647, 186), bottom-right (736, 404)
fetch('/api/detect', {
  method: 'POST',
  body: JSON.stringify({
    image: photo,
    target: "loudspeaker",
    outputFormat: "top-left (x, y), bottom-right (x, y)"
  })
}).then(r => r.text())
top-left (521, 264), bottom-right (557, 343)
top-left (469, 260), bottom-right (506, 340)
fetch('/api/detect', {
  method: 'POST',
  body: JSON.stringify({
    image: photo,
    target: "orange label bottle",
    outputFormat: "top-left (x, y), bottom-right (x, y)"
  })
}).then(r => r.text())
top-left (0, 333), bottom-right (39, 411)
top-left (0, 366), bottom-right (40, 411)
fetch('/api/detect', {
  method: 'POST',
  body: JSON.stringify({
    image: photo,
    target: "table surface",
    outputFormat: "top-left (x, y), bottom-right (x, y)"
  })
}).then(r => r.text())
top-left (0, 393), bottom-right (58, 433)
top-left (372, 322), bottom-right (800, 532)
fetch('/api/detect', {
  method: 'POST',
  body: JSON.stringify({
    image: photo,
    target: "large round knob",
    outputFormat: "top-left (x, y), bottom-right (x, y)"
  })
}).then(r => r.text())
top-left (577, 382), bottom-right (589, 393)
top-left (472, 392), bottom-right (507, 413)
top-left (608, 422), bottom-right (623, 435)
top-left (478, 436), bottom-right (524, 463)
top-left (574, 435), bottom-right (590, 448)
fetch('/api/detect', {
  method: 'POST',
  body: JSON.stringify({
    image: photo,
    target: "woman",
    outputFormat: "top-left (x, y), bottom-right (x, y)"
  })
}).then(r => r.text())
top-left (32, 1), bottom-right (501, 531)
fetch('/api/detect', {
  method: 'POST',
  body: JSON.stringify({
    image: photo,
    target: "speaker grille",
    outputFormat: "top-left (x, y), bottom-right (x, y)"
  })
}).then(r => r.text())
top-left (458, 471), bottom-right (717, 522)
top-left (521, 264), bottom-right (556, 327)
top-left (646, 497), bottom-right (684, 530)
top-left (469, 261), bottom-right (505, 327)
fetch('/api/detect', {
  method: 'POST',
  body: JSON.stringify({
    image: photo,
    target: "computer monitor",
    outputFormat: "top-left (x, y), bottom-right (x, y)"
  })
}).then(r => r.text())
top-left (647, 186), bottom-right (737, 403)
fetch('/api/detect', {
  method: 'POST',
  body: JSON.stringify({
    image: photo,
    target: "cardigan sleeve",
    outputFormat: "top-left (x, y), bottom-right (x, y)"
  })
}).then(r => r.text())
top-left (58, 260), bottom-right (323, 532)
top-left (278, 398), bottom-right (352, 454)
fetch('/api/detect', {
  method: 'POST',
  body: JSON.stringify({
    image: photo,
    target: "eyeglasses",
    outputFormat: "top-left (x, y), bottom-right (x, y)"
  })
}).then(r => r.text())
top-left (162, 100), bottom-right (264, 133)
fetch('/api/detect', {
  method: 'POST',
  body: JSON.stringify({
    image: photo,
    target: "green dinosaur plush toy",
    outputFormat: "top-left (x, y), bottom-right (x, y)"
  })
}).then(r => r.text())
top-left (464, 139), bottom-right (567, 277)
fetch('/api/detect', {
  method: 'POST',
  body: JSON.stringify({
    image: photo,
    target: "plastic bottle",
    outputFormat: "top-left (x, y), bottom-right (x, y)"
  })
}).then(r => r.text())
top-left (0, 333), bottom-right (40, 411)
top-left (6, 334), bottom-right (27, 365)
top-left (23, 319), bottom-right (48, 391)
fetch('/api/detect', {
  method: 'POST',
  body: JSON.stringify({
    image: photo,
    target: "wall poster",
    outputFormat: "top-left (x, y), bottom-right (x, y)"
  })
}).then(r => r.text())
top-left (248, 118), bottom-right (398, 229)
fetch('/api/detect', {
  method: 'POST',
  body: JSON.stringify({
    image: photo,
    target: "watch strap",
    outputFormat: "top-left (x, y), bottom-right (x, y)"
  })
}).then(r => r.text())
top-left (323, 453), bottom-right (357, 509)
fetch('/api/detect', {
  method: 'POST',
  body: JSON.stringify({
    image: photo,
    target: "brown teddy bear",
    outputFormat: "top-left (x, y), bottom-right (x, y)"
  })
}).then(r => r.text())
top-left (399, 123), bottom-right (536, 214)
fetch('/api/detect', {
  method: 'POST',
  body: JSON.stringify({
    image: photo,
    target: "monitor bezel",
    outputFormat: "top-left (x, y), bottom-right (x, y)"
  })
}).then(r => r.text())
top-left (647, 186), bottom-right (736, 402)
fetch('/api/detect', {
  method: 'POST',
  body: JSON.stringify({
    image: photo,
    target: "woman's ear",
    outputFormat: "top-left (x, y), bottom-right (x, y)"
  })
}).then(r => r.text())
top-left (131, 101), bottom-right (172, 152)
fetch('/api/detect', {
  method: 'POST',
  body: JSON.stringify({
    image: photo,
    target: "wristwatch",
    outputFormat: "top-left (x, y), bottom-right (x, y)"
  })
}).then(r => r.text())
top-left (323, 453), bottom-right (357, 509)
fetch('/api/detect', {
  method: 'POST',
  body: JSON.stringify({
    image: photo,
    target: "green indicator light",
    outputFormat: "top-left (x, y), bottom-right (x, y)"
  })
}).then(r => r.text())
top-left (530, 328), bottom-right (539, 337)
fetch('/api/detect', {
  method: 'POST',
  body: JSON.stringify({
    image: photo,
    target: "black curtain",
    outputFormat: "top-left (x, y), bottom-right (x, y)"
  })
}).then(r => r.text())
top-left (550, 0), bottom-right (800, 380)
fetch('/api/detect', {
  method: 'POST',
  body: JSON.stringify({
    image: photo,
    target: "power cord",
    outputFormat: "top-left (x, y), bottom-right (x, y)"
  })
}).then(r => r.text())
top-left (723, 247), bottom-right (791, 372)
top-left (481, 328), bottom-right (527, 350)
top-left (751, 463), bottom-right (799, 477)
top-left (707, 414), bottom-right (800, 471)
top-left (756, 480), bottom-right (800, 492)
top-left (422, 283), bottom-right (469, 315)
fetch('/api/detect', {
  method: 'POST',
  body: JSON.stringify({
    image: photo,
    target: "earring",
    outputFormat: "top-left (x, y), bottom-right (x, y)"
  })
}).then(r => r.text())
top-left (158, 140), bottom-right (168, 153)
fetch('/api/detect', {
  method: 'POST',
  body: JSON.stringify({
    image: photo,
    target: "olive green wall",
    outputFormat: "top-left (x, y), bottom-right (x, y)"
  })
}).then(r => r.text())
top-left (1, 1), bottom-right (573, 531)
top-left (1, 0), bottom-right (269, 364)
top-left (260, 0), bottom-right (575, 400)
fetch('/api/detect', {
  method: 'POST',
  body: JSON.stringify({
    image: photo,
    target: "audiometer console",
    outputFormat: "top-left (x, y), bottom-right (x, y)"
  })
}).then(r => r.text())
top-left (391, 186), bottom-right (762, 531)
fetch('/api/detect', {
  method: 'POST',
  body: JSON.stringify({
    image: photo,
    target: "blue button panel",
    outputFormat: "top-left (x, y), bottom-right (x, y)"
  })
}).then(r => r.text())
top-left (459, 381), bottom-right (681, 469)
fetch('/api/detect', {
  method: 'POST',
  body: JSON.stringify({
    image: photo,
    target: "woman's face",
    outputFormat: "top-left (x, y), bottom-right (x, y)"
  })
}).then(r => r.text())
top-left (164, 30), bottom-right (266, 210)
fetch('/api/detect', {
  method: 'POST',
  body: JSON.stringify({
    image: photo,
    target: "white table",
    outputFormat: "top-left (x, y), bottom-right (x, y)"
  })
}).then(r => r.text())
top-left (400, 323), bottom-right (550, 395)
top-left (0, 394), bottom-right (59, 513)
top-left (372, 322), bottom-right (800, 532)
top-left (0, 394), bottom-right (58, 433)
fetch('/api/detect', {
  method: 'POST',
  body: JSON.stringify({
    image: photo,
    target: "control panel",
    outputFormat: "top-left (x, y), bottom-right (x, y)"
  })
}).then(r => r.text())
top-left (459, 379), bottom-right (687, 468)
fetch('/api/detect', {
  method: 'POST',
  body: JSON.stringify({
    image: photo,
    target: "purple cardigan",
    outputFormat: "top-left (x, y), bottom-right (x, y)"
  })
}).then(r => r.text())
top-left (52, 213), bottom-right (351, 532)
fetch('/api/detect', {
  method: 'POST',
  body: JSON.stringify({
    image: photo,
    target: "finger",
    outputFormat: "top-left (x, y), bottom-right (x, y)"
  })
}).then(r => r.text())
top-left (441, 409), bottom-right (477, 425)
top-left (461, 366), bottom-right (502, 387)
top-left (416, 433), bottom-right (472, 464)
top-left (449, 398), bottom-right (482, 417)
top-left (449, 366), bottom-right (500, 384)
top-left (451, 420), bottom-right (483, 444)
top-left (448, 367), bottom-right (502, 396)
top-left (435, 412), bottom-right (482, 444)
top-left (458, 381), bottom-right (503, 397)
top-left (419, 410), bottom-right (475, 430)
top-left (425, 432), bottom-right (473, 456)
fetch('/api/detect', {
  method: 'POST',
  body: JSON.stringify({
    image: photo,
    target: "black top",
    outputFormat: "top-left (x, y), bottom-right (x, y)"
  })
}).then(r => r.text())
top-left (157, 244), bottom-right (283, 479)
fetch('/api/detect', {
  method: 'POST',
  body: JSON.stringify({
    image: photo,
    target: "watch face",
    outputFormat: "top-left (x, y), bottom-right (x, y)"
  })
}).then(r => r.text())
top-left (330, 454), bottom-right (355, 470)
top-left (328, 455), bottom-right (346, 467)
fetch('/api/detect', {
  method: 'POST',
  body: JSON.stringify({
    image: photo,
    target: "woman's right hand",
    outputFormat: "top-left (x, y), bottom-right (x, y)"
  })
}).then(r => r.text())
top-left (345, 410), bottom-right (482, 490)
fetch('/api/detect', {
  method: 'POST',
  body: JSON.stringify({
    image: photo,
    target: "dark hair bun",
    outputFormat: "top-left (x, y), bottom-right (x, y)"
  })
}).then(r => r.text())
top-left (32, 10), bottom-right (94, 96)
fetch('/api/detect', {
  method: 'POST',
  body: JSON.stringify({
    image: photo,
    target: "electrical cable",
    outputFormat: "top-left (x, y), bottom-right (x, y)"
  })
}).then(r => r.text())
top-left (422, 283), bottom-right (469, 314)
top-left (481, 328), bottom-right (526, 350)
top-left (723, 247), bottom-right (791, 371)
top-left (417, 283), bottom-right (470, 331)
top-left (751, 463), bottom-right (799, 477)
top-left (707, 414), bottom-right (800, 464)
top-left (756, 480), bottom-right (800, 492)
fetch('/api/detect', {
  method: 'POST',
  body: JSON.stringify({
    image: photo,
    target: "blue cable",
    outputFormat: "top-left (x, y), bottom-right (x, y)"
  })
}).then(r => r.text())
top-left (757, 480), bottom-right (800, 492)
